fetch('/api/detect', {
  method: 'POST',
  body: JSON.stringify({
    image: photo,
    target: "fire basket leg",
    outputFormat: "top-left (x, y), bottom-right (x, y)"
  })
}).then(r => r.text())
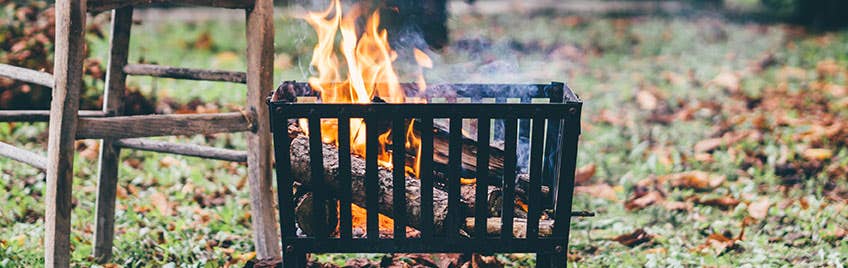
top-left (281, 252), bottom-right (306, 268)
top-left (536, 253), bottom-right (566, 268)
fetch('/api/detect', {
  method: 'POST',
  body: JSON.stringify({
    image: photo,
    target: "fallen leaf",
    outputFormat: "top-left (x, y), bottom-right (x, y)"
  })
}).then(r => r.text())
top-left (625, 191), bottom-right (664, 211)
top-left (637, 90), bottom-right (659, 110)
top-left (612, 228), bottom-right (654, 247)
top-left (575, 183), bottom-right (618, 201)
top-left (663, 201), bottom-right (692, 212)
top-left (467, 253), bottom-right (502, 268)
top-left (159, 156), bottom-right (181, 168)
top-left (710, 71), bottom-right (740, 92)
top-left (801, 148), bottom-right (833, 161)
top-left (747, 198), bottom-right (770, 220)
top-left (574, 164), bottom-right (596, 185)
top-left (816, 59), bottom-right (842, 77)
top-left (695, 196), bottom-right (740, 210)
top-left (666, 171), bottom-right (725, 191)
top-left (694, 138), bottom-right (723, 153)
top-left (644, 247), bottom-right (667, 255)
top-left (150, 191), bottom-right (172, 216)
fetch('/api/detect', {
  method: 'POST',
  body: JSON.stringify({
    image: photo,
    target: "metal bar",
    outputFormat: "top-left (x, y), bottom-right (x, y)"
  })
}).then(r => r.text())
top-left (447, 117), bottom-right (463, 239)
top-left (392, 117), bottom-right (407, 239)
top-left (123, 63), bottom-right (247, 83)
top-left (283, 237), bottom-right (570, 254)
top-left (272, 113), bottom-right (295, 240)
top-left (365, 116), bottom-right (379, 240)
top-left (283, 82), bottom-right (563, 100)
top-left (114, 138), bottom-right (247, 162)
top-left (337, 117), bottom-right (353, 240)
top-left (308, 117), bottom-right (326, 239)
top-left (554, 108), bottom-right (582, 241)
top-left (0, 141), bottom-right (47, 170)
top-left (0, 110), bottom-right (104, 122)
top-left (527, 116), bottom-right (545, 240)
top-left (273, 103), bottom-right (576, 119)
top-left (474, 116), bottom-right (490, 238)
top-left (501, 117), bottom-right (518, 239)
top-left (419, 115), bottom-right (434, 239)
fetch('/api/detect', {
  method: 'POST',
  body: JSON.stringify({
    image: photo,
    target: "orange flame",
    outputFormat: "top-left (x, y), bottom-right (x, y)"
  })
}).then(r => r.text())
top-left (301, 0), bottom-right (431, 178)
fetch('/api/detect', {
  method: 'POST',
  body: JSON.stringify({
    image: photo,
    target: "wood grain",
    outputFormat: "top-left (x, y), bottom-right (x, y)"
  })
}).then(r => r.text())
top-left (244, 0), bottom-right (280, 262)
top-left (0, 110), bottom-right (104, 122)
top-left (123, 63), bottom-right (246, 84)
top-left (76, 112), bottom-right (251, 139)
top-left (45, 0), bottom-right (86, 266)
top-left (93, 7), bottom-right (133, 264)
top-left (115, 138), bottom-right (247, 162)
top-left (87, 0), bottom-right (254, 12)
top-left (0, 141), bottom-right (47, 170)
top-left (0, 63), bottom-right (54, 88)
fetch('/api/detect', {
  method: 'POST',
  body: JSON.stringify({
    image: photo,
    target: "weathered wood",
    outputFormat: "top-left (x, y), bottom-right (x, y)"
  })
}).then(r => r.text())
top-left (115, 138), bottom-right (247, 162)
top-left (46, 0), bottom-right (86, 267)
top-left (463, 217), bottom-right (554, 239)
top-left (0, 110), bottom-right (104, 122)
top-left (0, 63), bottom-right (54, 88)
top-left (94, 7), bottom-right (132, 263)
top-left (244, 0), bottom-right (280, 262)
top-left (87, 0), bottom-right (254, 12)
top-left (123, 63), bottom-right (246, 83)
top-left (0, 141), bottom-right (47, 170)
top-left (76, 112), bottom-right (252, 139)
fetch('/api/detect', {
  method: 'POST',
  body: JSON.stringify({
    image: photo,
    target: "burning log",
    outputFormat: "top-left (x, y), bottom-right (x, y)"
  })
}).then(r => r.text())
top-left (463, 217), bottom-right (554, 239)
top-left (289, 133), bottom-right (530, 235)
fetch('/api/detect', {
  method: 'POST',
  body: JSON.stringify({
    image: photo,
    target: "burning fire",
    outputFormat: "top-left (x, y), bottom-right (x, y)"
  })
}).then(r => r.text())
top-left (300, 0), bottom-right (431, 177)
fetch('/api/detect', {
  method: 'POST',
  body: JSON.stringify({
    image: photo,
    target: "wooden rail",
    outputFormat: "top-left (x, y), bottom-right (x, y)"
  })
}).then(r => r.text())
top-left (0, 110), bottom-right (105, 122)
top-left (77, 112), bottom-right (253, 139)
top-left (0, 63), bottom-right (54, 88)
top-left (115, 138), bottom-right (247, 162)
top-left (123, 63), bottom-right (247, 83)
top-left (87, 0), bottom-right (255, 12)
top-left (0, 141), bottom-right (47, 170)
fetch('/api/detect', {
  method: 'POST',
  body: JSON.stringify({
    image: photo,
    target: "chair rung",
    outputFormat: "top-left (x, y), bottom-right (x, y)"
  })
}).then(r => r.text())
top-left (0, 63), bottom-right (54, 88)
top-left (77, 112), bottom-right (253, 139)
top-left (115, 138), bottom-right (247, 162)
top-left (0, 110), bottom-right (105, 122)
top-left (124, 63), bottom-right (246, 84)
top-left (88, 0), bottom-right (255, 13)
top-left (0, 141), bottom-right (46, 170)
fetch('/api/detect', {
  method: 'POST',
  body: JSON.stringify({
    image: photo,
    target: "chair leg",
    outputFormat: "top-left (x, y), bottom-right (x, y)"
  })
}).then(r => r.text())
top-left (45, 0), bottom-right (86, 267)
top-left (93, 7), bottom-right (133, 263)
top-left (245, 0), bottom-right (281, 261)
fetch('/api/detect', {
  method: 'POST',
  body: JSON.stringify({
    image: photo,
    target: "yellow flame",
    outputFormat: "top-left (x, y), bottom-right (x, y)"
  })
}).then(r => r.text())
top-left (301, 0), bottom-right (432, 178)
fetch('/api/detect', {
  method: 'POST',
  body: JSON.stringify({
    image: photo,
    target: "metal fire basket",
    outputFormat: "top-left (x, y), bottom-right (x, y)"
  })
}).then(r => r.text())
top-left (268, 81), bottom-right (582, 267)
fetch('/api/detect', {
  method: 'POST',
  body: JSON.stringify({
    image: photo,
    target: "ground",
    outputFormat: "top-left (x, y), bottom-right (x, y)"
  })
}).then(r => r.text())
top-left (1, 3), bottom-right (847, 267)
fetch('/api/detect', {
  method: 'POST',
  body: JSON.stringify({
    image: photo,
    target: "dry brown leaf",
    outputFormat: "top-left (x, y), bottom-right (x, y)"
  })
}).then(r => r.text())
top-left (150, 191), bottom-right (172, 216)
top-left (710, 71), bottom-right (740, 92)
top-left (816, 59), bottom-right (843, 77)
top-left (159, 156), bottom-right (181, 168)
top-left (663, 201), bottom-right (692, 212)
top-left (695, 196), bottom-right (740, 210)
top-left (801, 148), bottom-right (833, 161)
top-left (575, 183), bottom-right (618, 201)
top-left (575, 163), bottom-right (597, 185)
top-left (612, 228), bottom-right (654, 247)
top-left (637, 90), bottom-right (659, 110)
top-left (625, 191), bottom-right (664, 211)
top-left (695, 232), bottom-right (738, 254)
top-left (76, 140), bottom-right (100, 161)
top-left (747, 198), bottom-right (770, 220)
top-left (467, 253), bottom-right (502, 268)
top-left (666, 171), bottom-right (725, 191)
top-left (694, 138), bottom-right (723, 153)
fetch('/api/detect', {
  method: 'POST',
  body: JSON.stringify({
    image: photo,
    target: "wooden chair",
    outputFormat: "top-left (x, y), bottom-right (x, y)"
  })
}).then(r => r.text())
top-left (0, 1), bottom-right (280, 267)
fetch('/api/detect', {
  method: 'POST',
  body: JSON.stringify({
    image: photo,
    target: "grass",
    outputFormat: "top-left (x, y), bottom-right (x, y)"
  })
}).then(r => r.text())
top-left (2, 6), bottom-right (847, 267)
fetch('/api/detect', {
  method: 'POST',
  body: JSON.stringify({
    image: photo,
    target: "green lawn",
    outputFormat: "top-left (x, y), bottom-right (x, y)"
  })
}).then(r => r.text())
top-left (1, 6), bottom-right (847, 267)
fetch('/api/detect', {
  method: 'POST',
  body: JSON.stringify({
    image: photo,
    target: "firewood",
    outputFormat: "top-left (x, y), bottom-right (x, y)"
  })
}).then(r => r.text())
top-left (289, 134), bottom-right (528, 235)
top-left (463, 217), bottom-right (554, 239)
